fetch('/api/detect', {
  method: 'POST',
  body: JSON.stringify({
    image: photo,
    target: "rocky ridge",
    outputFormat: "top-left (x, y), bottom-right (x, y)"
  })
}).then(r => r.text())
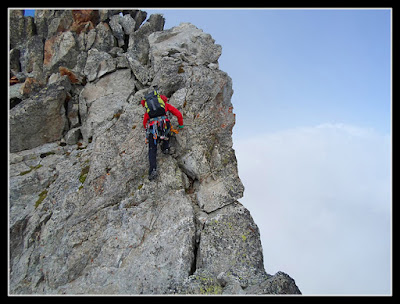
top-left (9, 9), bottom-right (301, 295)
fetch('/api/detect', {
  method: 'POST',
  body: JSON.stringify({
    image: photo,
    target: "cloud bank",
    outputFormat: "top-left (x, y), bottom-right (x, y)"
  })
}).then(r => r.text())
top-left (234, 123), bottom-right (391, 295)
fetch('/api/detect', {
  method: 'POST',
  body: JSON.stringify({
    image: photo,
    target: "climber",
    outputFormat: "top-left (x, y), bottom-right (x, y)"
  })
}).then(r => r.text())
top-left (141, 88), bottom-right (184, 181)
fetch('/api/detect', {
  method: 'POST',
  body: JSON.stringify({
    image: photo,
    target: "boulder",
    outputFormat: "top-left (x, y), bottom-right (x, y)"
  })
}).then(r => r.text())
top-left (148, 22), bottom-right (222, 70)
top-left (19, 77), bottom-right (43, 97)
top-left (59, 66), bottom-right (81, 84)
top-left (9, 10), bottom-right (35, 49)
top-left (46, 10), bottom-right (74, 38)
top-left (19, 36), bottom-right (44, 76)
top-left (79, 69), bottom-right (135, 143)
top-left (70, 10), bottom-right (99, 34)
top-left (109, 14), bottom-right (136, 48)
top-left (83, 48), bottom-right (115, 82)
top-left (10, 77), bottom-right (70, 153)
top-left (125, 9), bottom-right (147, 31)
top-left (195, 202), bottom-right (267, 285)
top-left (245, 272), bottom-right (302, 294)
top-left (43, 31), bottom-right (79, 75)
top-left (35, 10), bottom-right (72, 40)
top-left (90, 22), bottom-right (116, 53)
top-left (128, 14), bottom-right (165, 65)
top-left (9, 49), bottom-right (21, 77)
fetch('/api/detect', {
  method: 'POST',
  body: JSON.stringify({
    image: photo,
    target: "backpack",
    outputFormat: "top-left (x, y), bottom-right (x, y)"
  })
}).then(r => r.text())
top-left (144, 90), bottom-right (166, 118)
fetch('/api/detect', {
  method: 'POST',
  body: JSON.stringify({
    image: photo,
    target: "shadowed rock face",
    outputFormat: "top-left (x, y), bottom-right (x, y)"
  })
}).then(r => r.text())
top-left (9, 9), bottom-right (301, 295)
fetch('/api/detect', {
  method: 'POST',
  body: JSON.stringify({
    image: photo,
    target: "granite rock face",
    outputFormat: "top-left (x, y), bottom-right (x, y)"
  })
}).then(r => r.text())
top-left (9, 9), bottom-right (301, 295)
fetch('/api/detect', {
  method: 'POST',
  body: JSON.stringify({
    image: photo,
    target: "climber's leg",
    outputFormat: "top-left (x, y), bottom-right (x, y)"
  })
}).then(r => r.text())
top-left (148, 134), bottom-right (157, 178)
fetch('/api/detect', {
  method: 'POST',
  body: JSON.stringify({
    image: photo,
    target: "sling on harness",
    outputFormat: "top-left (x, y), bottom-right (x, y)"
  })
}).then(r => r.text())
top-left (170, 125), bottom-right (180, 134)
top-left (145, 115), bottom-right (170, 145)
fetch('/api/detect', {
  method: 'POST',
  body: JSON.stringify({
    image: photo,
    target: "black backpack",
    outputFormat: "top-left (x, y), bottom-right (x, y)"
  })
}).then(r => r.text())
top-left (144, 90), bottom-right (166, 118)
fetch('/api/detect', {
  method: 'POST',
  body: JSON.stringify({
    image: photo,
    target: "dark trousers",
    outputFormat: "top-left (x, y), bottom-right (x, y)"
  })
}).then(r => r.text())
top-left (148, 137), bottom-right (170, 174)
top-left (147, 121), bottom-right (171, 174)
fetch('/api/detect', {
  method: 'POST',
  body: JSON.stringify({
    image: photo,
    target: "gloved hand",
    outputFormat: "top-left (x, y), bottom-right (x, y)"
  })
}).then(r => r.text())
top-left (178, 125), bottom-right (184, 129)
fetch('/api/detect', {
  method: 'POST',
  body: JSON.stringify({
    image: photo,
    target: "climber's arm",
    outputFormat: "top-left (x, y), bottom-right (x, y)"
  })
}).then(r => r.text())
top-left (166, 103), bottom-right (183, 127)
top-left (143, 112), bottom-right (149, 128)
top-left (160, 95), bottom-right (168, 103)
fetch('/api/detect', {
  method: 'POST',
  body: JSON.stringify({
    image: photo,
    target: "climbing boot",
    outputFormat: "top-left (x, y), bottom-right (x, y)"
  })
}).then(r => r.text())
top-left (149, 169), bottom-right (157, 181)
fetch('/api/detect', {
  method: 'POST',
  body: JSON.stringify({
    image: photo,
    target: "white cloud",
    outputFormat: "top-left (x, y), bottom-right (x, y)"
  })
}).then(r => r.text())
top-left (234, 123), bottom-right (391, 295)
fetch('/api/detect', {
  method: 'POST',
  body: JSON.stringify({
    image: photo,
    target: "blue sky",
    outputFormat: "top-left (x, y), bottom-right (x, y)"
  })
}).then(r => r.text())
top-left (22, 8), bottom-right (392, 295)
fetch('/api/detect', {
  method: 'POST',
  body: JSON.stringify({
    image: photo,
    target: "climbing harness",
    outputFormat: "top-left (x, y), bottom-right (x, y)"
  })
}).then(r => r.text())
top-left (145, 115), bottom-right (170, 145)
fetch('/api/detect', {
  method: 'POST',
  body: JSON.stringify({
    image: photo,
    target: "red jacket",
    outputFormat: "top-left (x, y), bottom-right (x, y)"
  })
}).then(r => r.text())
top-left (141, 94), bottom-right (183, 128)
